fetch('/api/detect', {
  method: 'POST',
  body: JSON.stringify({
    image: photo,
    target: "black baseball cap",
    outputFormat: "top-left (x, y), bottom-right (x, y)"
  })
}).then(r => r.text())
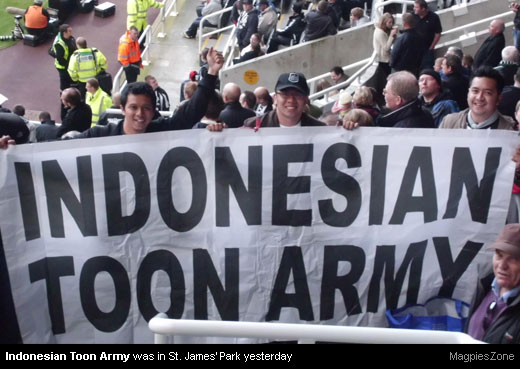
top-left (275, 72), bottom-right (310, 95)
top-left (242, 0), bottom-right (254, 5)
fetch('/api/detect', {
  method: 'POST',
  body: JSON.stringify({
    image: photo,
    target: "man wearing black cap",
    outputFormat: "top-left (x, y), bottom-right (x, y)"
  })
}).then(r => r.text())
top-left (243, 72), bottom-right (325, 128)
top-left (466, 223), bottom-right (520, 343)
top-left (267, 2), bottom-right (306, 53)
top-left (418, 69), bottom-right (459, 127)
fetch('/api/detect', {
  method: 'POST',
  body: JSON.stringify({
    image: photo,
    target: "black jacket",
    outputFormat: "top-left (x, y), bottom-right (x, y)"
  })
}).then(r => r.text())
top-left (79, 74), bottom-right (218, 137)
top-left (57, 102), bottom-right (92, 138)
top-left (303, 10), bottom-right (337, 42)
top-left (277, 13), bottom-right (306, 43)
top-left (466, 274), bottom-right (520, 344)
top-left (442, 72), bottom-right (469, 110)
top-left (498, 85), bottom-right (520, 122)
top-left (236, 8), bottom-right (260, 49)
top-left (0, 112), bottom-right (29, 144)
top-left (473, 33), bottom-right (506, 70)
top-left (390, 28), bottom-right (423, 75)
top-left (495, 62), bottom-right (518, 87)
top-left (376, 99), bottom-right (435, 128)
top-left (35, 121), bottom-right (59, 142)
top-left (218, 102), bottom-right (256, 128)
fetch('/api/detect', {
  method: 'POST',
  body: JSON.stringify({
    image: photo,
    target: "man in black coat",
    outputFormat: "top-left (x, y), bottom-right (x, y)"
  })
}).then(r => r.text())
top-left (377, 70), bottom-right (435, 128)
top-left (390, 13), bottom-right (423, 77)
top-left (236, 0), bottom-right (259, 50)
top-left (303, 0), bottom-right (337, 42)
top-left (218, 83), bottom-right (256, 128)
top-left (441, 54), bottom-right (469, 110)
top-left (267, 2), bottom-right (306, 53)
top-left (57, 87), bottom-right (92, 138)
top-left (473, 19), bottom-right (506, 70)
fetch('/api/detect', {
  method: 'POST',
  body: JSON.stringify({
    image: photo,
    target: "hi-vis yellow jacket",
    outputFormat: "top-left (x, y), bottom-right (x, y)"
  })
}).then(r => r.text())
top-left (126, 0), bottom-right (164, 31)
top-left (86, 88), bottom-right (112, 126)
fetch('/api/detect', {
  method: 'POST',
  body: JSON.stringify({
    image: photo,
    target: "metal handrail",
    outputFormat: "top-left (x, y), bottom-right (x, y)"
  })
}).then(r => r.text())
top-left (440, 10), bottom-right (513, 36)
top-left (308, 52), bottom-right (377, 103)
top-left (148, 314), bottom-right (484, 344)
top-left (112, 0), bottom-right (178, 93)
top-left (198, 6), bottom-right (235, 53)
top-left (372, 0), bottom-right (440, 20)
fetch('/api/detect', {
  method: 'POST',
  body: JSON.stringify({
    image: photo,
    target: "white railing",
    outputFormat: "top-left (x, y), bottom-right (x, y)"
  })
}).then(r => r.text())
top-left (440, 10), bottom-right (513, 38)
top-left (308, 52), bottom-right (377, 103)
top-left (373, 0), bottom-right (440, 20)
top-left (113, 0), bottom-right (179, 93)
top-left (148, 314), bottom-right (484, 344)
top-left (198, 6), bottom-right (235, 53)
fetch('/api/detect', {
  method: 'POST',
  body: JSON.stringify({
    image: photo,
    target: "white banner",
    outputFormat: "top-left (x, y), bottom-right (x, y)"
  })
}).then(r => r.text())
top-left (0, 127), bottom-right (518, 343)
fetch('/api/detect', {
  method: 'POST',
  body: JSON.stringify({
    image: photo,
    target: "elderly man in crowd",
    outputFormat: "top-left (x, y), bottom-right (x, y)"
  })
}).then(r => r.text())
top-left (495, 46), bottom-right (520, 86)
top-left (376, 71), bottom-right (435, 128)
top-left (473, 19), bottom-right (506, 70)
top-left (218, 82), bottom-right (256, 128)
top-left (466, 224), bottom-right (520, 343)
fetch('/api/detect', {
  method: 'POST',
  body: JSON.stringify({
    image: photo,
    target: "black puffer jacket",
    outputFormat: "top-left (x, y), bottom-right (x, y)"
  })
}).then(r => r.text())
top-left (376, 99), bottom-right (435, 128)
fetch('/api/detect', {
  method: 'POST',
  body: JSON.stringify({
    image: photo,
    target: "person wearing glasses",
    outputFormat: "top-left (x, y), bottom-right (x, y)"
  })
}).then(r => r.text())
top-left (466, 224), bottom-right (520, 343)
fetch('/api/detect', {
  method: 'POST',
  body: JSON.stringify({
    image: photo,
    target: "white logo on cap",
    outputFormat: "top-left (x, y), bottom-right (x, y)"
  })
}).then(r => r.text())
top-left (288, 73), bottom-right (299, 83)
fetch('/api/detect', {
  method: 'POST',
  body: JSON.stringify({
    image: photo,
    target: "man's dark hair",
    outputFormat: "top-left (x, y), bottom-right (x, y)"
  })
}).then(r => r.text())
top-left (317, 0), bottom-right (328, 13)
top-left (205, 91), bottom-right (224, 120)
top-left (13, 105), bottom-right (25, 117)
top-left (39, 111), bottom-right (51, 121)
top-left (402, 13), bottom-right (416, 28)
top-left (444, 54), bottom-right (462, 74)
top-left (414, 0), bottom-right (428, 9)
top-left (330, 66), bottom-right (344, 76)
top-left (471, 66), bottom-right (505, 94)
top-left (59, 24), bottom-right (70, 36)
top-left (63, 88), bottom-right (82, 106)
top-left (120, 82), bottom-right (156, 108)
top-left (241, 90), bottom-right (256, 109)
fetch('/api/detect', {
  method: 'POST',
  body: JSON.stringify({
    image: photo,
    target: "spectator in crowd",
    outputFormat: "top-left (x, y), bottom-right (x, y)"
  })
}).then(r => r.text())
top-left (240, 90), bottom-right (256, 109)
top-left (463, 54), bottom-right (474, 71)
top-left (97, 92), bottom-right (123, 126)
top-left (303, 0), bottom-right (337, 42)
top-left (145, 75), bottom-right (170, 111)
top-left (445, 46), bottom-right (471, 79)
top-left (118, 26), bottom-right (142, 84)
top-left (441, 67), bottom-right (515, 130)
top-left (368, 12), bottom-right (398, 101)
top-left (127, 0), bottom-right (164, 39)
top-left (86, 78), bottom-right (112, 126)
top-left (57, 87), bottom-right (92, 138)
top-left (466, 223), bottom-right (520, 344)
top-left (258, 0), bottom-right (278, 42)
top-left (13, 104), bottom-right (37, 143)
top-left (441, 54), bottom-right (469, 110)
top-left (267, 2), bottom-right (306, 53)
top-left (418, 69), bottom-right (459, 127)
top-left (174, 81), bottom-right (198, 113)
top-left (473, 19), bottom-right (506, 70)
top-left (254, 86), bottom-right (274, 116)
top-left (328, 0), bottom-right (343, 29)
top-left (67, 37), bottom-right (108, 99)
top-left (236, 0), bottom-right (260, 50)
top-left (495, 46), bottom-right (519, 86)
top-left (218, 83), bottom-right (256, 128)
top-left (343, 108), bottom-right (374, 127)
top-left (511, 2), bottom-right (520, 52)
top-left (352, 86), bottom-right (380, 122)
top-left (24, 0), bottom-right (49, 38)
top-left (35, 111), bottom-right (58, 142)
top-left (183, 0), bottom-right (222, 39)
top-left (390, 13), bottom-right (422, 76)
top-left (376, 71), bottom-right (435, 128)
top-left (317, 66), bottom-right (349, 95)
top-left (413, 0), bottom-right (442, 69)
top-left (498, 69), bottom-right (520, 123)
top-left (434, 57), bottom-right (444, 74)
top-left (77, 47), bottom-right (224, 137)
top-left (0, 113), bottom-right (29, 145)
top-left (233, 33), bottom-right (265, 64)
top-left (52, 24), bottom-right (76, 119)
top-left (193, 91), bottom-right (225, 129)
top-left (209, 72), bottom-right (325, 129)
top-left (349, 7), bottom-right (370, 28)
top-left (331, 90), bottom-right (353, 118)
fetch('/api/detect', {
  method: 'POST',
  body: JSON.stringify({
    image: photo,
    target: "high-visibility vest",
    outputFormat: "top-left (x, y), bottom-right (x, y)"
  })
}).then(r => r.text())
top-left (86, 88), bottom-right (112, 125)
top-left (53, 35), bottom-right (69, 70)
top-left (68, 48), bottom-right (108, 83)
top-left (126, 0), bottom-right (164, 31)
top-left (118, 31), bottom-right (141, 66)
top-left (25, 5), bottom-right (48, 29)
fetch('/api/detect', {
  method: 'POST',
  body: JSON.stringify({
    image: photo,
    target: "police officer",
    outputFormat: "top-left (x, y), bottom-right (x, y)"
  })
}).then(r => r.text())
top-left (67, 37), bottom-right (108, 100)
top-left (52, 24), bottom-right (76, 119)
top-left (85, 78), bottom-right (112, 126)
